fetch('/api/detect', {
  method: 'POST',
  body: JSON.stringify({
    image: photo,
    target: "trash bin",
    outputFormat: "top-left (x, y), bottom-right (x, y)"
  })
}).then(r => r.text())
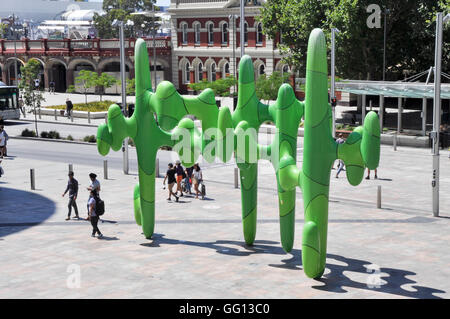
top-left (233, 96), bottom-right (238, 111)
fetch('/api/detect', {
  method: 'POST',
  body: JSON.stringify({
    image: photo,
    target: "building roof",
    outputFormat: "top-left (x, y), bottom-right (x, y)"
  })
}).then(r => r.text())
top-left (336, 80), bottom-right (450, 99)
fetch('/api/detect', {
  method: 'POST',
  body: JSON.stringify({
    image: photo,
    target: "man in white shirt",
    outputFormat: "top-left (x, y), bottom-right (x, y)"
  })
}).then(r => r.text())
top-left (88, 190), bottom-right (102, 238)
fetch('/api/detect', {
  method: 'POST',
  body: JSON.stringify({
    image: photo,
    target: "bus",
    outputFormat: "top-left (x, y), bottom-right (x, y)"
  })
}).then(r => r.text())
top-left (0, 81), bottom-right (20, 121)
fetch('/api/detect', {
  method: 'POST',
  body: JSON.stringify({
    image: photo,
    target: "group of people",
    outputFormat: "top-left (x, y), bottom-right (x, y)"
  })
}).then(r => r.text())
top-left (334, 133), bottom-right (378, 180)
top-left (163, 161), bottom-right (203, 201)
top-left (62, 172), bottom-right (103, 238)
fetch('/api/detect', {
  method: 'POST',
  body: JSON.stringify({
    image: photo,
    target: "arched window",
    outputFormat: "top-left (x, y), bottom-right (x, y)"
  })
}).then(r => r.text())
top-left (222, 22), bottom-right (228, 44)
top-left (256, 22), bottom-right (263, 44)
top-left (185, 62), bottom-right (190, 83)
top-left (244, 22), bottom-right (248, 44)
top-left (224, 62), bottom-right (230, 76)
top-left (282, 65), bottom-right (289, 75)
top-left (198, 62), bottom-right (203, 82)
top-left (181, 23), bottom-right (187, 44)
top-left (194, 23), bottom-right (200, 44)
top-left (208, 23), bottom-right (214, 44)
top-left (259, 64), bottom-right (265, 76)
top-left (210, 63), bottom-right (216, 81)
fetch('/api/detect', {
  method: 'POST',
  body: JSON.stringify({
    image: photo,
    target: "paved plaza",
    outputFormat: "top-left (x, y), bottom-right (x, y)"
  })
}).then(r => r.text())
top-left (1, 137), bottom-right (450, 298)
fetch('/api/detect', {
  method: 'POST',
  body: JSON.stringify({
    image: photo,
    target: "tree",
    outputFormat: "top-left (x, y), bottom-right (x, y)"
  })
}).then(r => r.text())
top-left (18, 59), bottom-right (45, 136)
top-left (93, 0), bottom-right (160, 39)
top-left (126, 78), bottom-right (136, 96)
top-left (75, 70), bottom-right (98, 105)
top-left (255, 71), bottom-right (290, 103)
top-left (96, 73), bottom-right (118, 101)
top-left (188, 76), bottom-right (237, 97)
top-left (258, 0), bottom-right (450, 81)
top-left (0, 23), bottom-right (8, 39)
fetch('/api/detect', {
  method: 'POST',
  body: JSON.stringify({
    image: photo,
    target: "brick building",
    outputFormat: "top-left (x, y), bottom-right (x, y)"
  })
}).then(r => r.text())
top-left (168, 0), bottom-right (291, 93)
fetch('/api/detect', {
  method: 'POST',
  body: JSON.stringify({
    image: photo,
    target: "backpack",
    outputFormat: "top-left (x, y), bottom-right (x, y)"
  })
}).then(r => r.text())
top-left (95, 196), bottom-right (105, 216)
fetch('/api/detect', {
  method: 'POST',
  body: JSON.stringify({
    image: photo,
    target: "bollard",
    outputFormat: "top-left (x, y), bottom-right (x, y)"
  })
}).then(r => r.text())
top-left (234, 167), bottom-right (239, 188)
top-left (377, 185), bottom-right (381, 209)
top-left (38, 108), bottom-right (41, 119)
top-left (393, 133), bottom-right (397, 151)
top-left (88, 111), bottom-right (91, 124)
top-left (71, 112), bottom-right (74, 123)
top-left (103, 160), bottom-right (108, 180)
top-left (105, 113), bottom-right (108, 123)
top-left (69, 163), bottom-right (73, 173)
top-left (30, 169), bottom-right (35, 190)
top-left (54, 109), bottom-right (57, 121)
top-left (155, 158), bottom-right (159, 178)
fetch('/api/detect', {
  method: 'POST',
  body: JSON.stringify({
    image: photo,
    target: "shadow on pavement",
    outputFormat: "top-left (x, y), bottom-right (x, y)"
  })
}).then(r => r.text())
top-left (2, 121), bottom-right (29, 127)
top-left (142, 233), bottom-right (445, 299)
top-left (0, 187), bottom-right (56, 237)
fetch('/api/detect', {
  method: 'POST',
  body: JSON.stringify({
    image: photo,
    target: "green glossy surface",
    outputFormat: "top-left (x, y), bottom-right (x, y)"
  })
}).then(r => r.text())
top-left (97, 29), bottom-right (380, 278)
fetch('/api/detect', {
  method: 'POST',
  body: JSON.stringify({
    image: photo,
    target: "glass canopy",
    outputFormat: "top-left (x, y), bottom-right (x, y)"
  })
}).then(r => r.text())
top-left (336, 81), bottom-right (450, 99)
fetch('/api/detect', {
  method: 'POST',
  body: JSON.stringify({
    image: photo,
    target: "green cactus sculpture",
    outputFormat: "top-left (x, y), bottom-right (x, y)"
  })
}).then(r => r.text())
top-left (97, 28), bottom-right (380, 279)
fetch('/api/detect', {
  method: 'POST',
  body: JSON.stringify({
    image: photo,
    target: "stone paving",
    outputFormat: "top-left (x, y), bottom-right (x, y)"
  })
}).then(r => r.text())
top-left (1, 141), bottom-right (450, 298)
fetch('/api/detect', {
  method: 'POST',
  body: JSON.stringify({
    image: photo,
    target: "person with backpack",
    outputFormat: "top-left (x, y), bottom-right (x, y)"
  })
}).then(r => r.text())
top-left (86, 173), bottom-right (100, 220)
top-left (88, 189), bottom-right (103, 238)
top-left (65, 98), bottom-right (74, 119)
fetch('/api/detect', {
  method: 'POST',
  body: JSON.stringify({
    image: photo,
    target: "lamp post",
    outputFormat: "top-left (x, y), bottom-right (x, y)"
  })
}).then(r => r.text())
top-left (330, 28), bottom-right (339, 138)
top-left (112, 19), bottom-right (129, 174)
top-left (382, 9), bottom-right (390, 81)
top-left (229, 14), bottom-right (238, 98)
top-left (431, 12), bottom-right (450, 217)
top-left (11, 14), bottom-right (18, 86)
top-left (240, 0), bottom-right (245, 57)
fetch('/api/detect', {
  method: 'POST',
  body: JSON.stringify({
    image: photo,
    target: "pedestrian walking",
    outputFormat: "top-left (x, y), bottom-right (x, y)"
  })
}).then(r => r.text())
top-left (163, 163), bottom-right (179, 202)
top-left (49, 81), bottom-right (55, 94)
top-left (0, 125), bottom-right (8, 158)
top-left (175, 160), bottom-right (185, 197)
top-left (34, 78), bottom-right (40, 91)
top-left (86, 173), bottom-right (100, 219)
top-left (366, 168), bottom-right (378, 180)
top-left (192, 163), bottom-right (203, 199)
top-left (62, 171), bottom-right (79, 220)
top-left (65, 98), bottom-right (73, 119)
top-left (88, 189), bottom-right (103, 238)
top-left (184, 166), bottom-right (193, 195)
top-left (19, 97), bottom-right (25, 116)
top-left (335, 134), bottom-right (345, 178)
